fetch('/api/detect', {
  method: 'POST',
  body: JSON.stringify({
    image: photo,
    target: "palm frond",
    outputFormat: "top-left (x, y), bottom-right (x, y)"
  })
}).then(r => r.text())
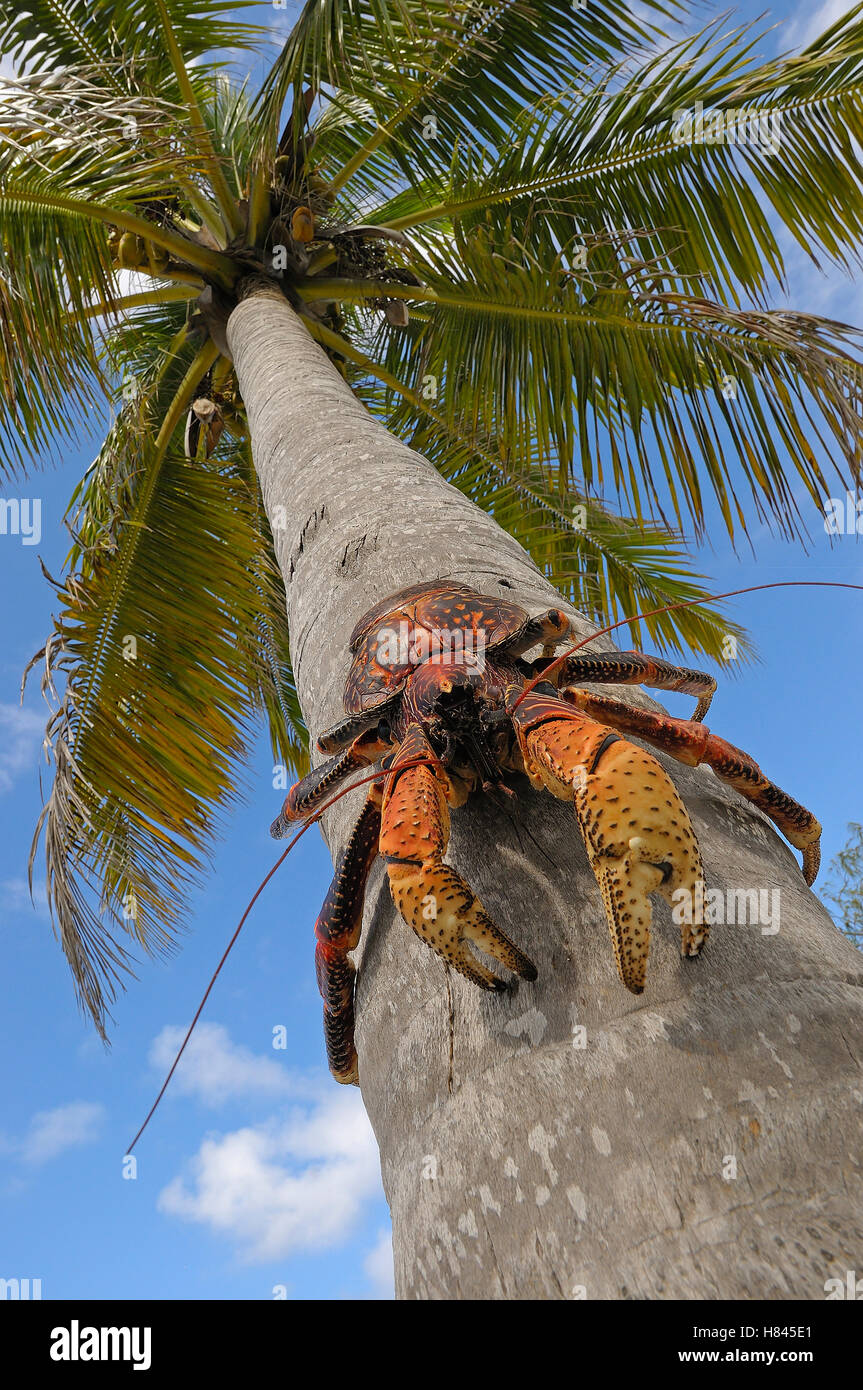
top-left (283, 0), bottom-right (672, 201)
top-left (303, 223), bottom-right (863, 539)
top-left (27, 320), bottom-right (306, 1034)
top-left (0, 82), bottom-right (242, 473)
top-left (367, 9), bottom-right (863, 304)
top-left (0, 0), bottom-right (263, 89)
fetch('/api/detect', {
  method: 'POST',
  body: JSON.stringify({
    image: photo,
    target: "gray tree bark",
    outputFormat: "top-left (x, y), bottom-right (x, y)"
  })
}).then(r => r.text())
top-left (228, 286), bottom-right (863, 1301)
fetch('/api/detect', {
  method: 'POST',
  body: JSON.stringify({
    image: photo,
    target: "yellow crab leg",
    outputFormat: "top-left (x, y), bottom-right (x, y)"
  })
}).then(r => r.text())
top-left (561, 687), bottom-right (822, 885)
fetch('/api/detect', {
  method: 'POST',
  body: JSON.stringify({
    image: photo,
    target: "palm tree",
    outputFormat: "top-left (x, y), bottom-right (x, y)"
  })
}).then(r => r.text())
top-left (3, 0), bottom-right (863, 1297)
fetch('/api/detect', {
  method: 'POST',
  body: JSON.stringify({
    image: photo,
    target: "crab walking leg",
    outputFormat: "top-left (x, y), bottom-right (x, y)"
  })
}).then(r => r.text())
top-left (508, 688), bottom-right (706, 993)
top-left (380, 725), bottom-right (537, 990)
top-left (313, 785), bottom-right (383, 1085)
top-left (270, 727), bottom-right (389, 836)
top-left (316, 693), bottom-right (401, 754)
top-left (561, 687), bottom-right (822, 885)
top-left (550, 651), bottom-right (717, 721)
top-left (502, 606), bottom-right (571, 657)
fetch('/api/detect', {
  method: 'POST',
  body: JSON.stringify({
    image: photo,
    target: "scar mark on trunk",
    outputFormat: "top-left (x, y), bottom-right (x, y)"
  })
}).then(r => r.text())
top-left (339, 533), bottom-right (378, 579)
top-left (445, 964), bottom-right (455, 1095)
top-left (501, 803), bottom-right (557, 873)
top-left (288, 505), bottom-right (329, 579)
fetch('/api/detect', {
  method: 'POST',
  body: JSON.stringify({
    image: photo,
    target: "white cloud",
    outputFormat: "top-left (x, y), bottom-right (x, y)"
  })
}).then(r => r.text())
top-left (0, 703), bottom-right (43, 793)
top-left (783, 0), bottom-right (849, 51)
top-left (158, 1088), bottom-right (383, 1263)
top-left (17, 1102), bottom-right (105, 1165)
top-left (1, 877), bottom-right (49, 920)
top-left (363, 1228), bottom-right (395, 1299)
top-left (148, 1022), bottom-right (311, 1107)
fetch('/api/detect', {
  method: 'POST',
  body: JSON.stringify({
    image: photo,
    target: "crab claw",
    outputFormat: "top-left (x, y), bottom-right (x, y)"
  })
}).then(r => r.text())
top-left (381, 725), bottom-right (537, 990)
top-left (511, 696), bottom-right (706, 992)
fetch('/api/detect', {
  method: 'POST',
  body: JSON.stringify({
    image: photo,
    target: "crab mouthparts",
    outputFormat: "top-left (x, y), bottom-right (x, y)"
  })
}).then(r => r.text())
top-left (460, 728), bottom-right (504, 790)
top-left (431, 682), bottom-right (511, 792)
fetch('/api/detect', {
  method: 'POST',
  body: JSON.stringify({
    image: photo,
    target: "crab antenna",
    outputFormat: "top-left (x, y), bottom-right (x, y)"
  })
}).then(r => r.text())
top-left (514, 580), bottom-right (863, 710)
top-left (125, 759), bottom-right (438, 1154)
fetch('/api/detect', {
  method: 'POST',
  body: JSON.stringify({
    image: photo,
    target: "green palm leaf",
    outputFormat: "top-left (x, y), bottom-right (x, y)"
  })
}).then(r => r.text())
top-left (27, 322), bottom-right (304, 1033)
top-left (0, 0), bottom-right (263, 87)
top-left (368, 8), bottom-right (863, 300)
top-left (304, 226), bottom-right (862, 540)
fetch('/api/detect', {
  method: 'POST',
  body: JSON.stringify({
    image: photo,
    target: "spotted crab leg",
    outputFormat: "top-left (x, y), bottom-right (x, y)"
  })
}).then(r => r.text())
top-left (310, 784), bottom-right (384, 1086)
top-left (507, 686), bottom-right (707, 993)
top-left (270, 727), bottom-right (390, 837)
top-left (560, 687), bottom-right (822, 885)
top-left (381, 724), bottom-right (537, 991)
top-left (552, 650), bottom-right (718, 721)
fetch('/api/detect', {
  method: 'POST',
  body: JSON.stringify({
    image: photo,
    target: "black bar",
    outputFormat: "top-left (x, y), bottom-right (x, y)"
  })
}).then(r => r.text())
top-left (4, 1296), bottom-right (856, 1374)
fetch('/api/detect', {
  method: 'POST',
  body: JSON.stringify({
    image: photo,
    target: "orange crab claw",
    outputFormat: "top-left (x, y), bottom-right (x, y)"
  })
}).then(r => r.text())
top-left (509, 692), bottom-right (706, 992)
top-left (381, 725), bottom-right (537, 990)
top-left (560, 687), bottom-right (823, 887)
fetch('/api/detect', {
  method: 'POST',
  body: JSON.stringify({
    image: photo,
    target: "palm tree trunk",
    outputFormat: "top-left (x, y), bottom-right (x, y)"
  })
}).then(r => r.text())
top-left (227, 285), bottom-right (863, 1300)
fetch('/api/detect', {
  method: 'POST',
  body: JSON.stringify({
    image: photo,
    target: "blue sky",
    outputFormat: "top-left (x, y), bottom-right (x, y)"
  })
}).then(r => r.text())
top-left (1, 0), bottom-right (861, 1302)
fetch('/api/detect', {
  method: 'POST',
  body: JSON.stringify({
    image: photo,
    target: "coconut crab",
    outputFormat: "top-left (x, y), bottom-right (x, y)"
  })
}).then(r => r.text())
top-left (271, 581), bottom-right (821, 1084)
